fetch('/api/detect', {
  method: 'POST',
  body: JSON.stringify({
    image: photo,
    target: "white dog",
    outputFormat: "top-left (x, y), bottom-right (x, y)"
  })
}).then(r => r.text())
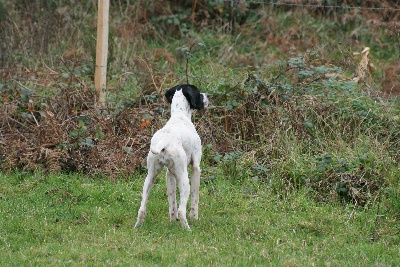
top-left (135, 84), bottom-right (209, 230)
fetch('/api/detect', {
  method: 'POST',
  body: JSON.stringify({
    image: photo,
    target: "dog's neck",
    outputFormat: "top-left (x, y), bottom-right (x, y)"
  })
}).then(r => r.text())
top-left (170, 91), bottom-right (192, 120)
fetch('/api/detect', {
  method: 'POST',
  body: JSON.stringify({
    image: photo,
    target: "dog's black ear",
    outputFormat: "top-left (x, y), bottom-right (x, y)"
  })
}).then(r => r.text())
top-left (181, 84), bottom-right (205, 110)
top-left (164, 85), bottom-right (181, 104)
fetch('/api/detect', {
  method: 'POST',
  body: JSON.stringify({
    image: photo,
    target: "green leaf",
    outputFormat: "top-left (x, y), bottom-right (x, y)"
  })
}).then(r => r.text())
top-left (123, 146), bottom-right (133, 155)
top-left (303, 120), bottom-right (314, 129)
top-left (81, 138), bottom-right (94, 147)
top-left (323, 154), bottom-right (333, 164)
top-left (78, 115), bottom-right (91, 125)
top-left (69, 131), bottom-right (79, 139)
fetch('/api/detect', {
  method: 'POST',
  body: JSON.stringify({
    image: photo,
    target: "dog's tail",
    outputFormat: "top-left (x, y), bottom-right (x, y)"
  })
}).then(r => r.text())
top-left (150, 139), bottom-right (169, 155)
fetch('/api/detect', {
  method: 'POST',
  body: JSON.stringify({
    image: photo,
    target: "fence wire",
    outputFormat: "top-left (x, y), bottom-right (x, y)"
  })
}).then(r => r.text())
top-left (222, 0), bottom-right (400, 11)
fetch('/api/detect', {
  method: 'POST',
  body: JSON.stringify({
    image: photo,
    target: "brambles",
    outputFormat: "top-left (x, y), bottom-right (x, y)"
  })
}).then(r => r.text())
top-left (0, 72), bottom-right (163, 176)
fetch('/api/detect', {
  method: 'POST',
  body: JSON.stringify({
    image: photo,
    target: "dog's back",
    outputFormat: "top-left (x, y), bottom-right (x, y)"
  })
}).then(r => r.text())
top-left (150, 90), bottom-right (201, 166)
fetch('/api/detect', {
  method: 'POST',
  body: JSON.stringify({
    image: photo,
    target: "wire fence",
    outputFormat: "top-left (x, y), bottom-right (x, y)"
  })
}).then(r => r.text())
top-left (223, 0), bottom-right (400, 11)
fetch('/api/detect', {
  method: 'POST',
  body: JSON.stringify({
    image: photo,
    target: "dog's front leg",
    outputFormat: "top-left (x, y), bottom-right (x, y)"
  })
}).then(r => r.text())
top-left (166, 169), bottom-right (177, 221)
top-left (189, 164), bottom-right (200, 220)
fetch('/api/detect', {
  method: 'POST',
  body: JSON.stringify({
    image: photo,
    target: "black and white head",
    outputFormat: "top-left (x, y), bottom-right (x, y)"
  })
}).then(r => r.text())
top-left (165, 84), bottom-right (209, 110)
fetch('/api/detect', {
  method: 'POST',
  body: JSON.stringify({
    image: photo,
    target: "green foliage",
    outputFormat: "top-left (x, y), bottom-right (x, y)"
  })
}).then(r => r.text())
top-left (212, 151), bottom-right (244, 182)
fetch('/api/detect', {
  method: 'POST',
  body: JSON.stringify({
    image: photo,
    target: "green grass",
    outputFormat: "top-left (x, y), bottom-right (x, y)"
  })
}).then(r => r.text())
top-left (1, 172), bottom-right (399, 266)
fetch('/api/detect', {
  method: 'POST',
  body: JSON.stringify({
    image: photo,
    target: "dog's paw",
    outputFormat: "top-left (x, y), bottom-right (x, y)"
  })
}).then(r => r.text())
top-left (180, 219), bottom-right (191, 231)
top-left (178, 210), bottom-right (191, 231)
top-left (134, 210), bottom-right (146, 228)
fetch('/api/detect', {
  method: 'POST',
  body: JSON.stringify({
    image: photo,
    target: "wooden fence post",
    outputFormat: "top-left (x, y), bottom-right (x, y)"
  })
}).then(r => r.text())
top-left (95, 0), bottom-right (109, 107)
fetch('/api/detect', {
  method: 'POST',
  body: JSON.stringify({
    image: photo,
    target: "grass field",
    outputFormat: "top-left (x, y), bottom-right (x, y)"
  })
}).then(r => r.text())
top-left (1, 172), bottom-right (399, 266)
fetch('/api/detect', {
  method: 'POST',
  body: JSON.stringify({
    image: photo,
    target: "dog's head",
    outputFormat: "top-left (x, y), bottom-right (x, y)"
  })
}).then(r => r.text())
top-left (165, 84), bottom-right (209, 110)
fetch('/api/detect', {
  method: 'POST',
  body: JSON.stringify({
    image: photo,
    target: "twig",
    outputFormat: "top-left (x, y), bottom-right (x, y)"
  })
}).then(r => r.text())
top-left (5, 116), bottom-right (31, 131)
top-left (11, 79), bottom-right (31, 91)
top-left (191, 0), bottom-right (198, 25)
top-left (186, 43), bottom-right (197, 84)
top-left (345, 206), bottom-right (356, 225)
top-left (59, 56), bottom-right (86, 88)
top-left (40, 54), bottom-right (59, 75)
top-left (30, 111), bottom-right (40, 127)
top-left (370, 190), bottom-right (383, 242)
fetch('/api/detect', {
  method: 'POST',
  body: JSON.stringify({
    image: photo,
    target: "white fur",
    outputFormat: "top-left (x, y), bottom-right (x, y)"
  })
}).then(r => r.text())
top-left (135, 89), bottom-right (208, 230)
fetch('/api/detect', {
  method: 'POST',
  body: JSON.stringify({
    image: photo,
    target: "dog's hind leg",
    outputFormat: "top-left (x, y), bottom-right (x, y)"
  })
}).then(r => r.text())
top-left (166, 169), bottom-right (178, 221)
top-left (135, 155), bottom-right (163, 228)
top-left (170, 149), bottom-right (191, 230)
top-left (177, 170), bottom-right (190, 230)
